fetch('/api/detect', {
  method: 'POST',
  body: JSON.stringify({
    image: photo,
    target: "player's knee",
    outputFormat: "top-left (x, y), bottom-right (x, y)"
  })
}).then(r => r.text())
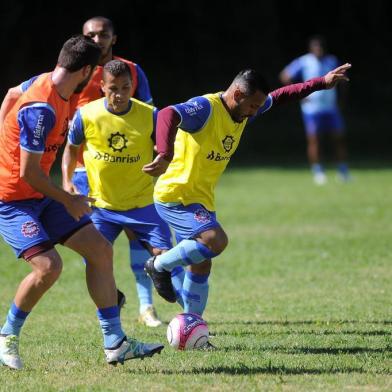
top-left (210, 233), bottom-right (228, 255)
top-left (189, 259), bottom-right (211, 274)
top-left (34, 254), bottom-right (63, 284)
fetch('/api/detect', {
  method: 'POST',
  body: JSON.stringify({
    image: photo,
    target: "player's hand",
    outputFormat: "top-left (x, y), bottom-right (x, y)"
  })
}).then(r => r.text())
top-left (324, 63), bottom-right (351, 89)
top-left (63, 194), bottom-right (95, 221)
top-left (142, 154), bottom-right (170, 177)
top-left (63, 180), bottom-right (80, 195)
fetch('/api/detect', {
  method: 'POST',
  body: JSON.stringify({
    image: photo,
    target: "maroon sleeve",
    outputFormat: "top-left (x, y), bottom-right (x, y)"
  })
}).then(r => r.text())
top-left (270, 77), bottom-right (327, 105)
top-left (156, 107), bottom-right (181, 161)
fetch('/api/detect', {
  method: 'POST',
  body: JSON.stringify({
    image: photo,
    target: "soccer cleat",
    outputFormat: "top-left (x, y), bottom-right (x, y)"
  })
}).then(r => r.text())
top-left (104, 337), bottom-right (164, 365)
top-left (199, 340), bottom-right (217, 351)
top-left (313, 172), bottom-right (327, 185)
top-left (0, 334), bottom-right (23, 370)
top-left (117, 289), bottom-right (126, 310)
top-left (138, 306), bottom-right (162, 328)
top-left (145, 257), bottom-right (177, 303)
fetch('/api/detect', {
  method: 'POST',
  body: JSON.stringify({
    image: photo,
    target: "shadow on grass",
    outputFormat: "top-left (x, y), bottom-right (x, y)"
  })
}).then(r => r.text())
top-left (209, 320), bottom-right (392, 326)
top-left (214, 329), bottom-right (392, 337)
top-left (127, 364), bottom-right (391, 376)
top-left (222, 345), bottom-right (391, 355)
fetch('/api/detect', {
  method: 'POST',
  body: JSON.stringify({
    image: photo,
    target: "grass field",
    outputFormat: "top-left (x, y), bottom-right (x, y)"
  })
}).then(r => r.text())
top-left (0, 167), bottom-right (391, 391)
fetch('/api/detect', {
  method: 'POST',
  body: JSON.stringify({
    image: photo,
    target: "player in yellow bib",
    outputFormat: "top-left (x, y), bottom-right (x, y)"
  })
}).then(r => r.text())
top-left (143, 65), bottom-right (351, 339)
top-left (63, 60), bottom-right (184, 321)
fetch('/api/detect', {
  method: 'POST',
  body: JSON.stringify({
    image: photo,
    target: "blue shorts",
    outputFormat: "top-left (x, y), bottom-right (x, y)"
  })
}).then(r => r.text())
top-left (0, 198), bottom-right (91, 258)
top-left (302, 110), bottom-right (344, 136)
top-left (91, 204), bottom-right (172, 250)
top-left (73, 170), bottom-right (89, 196)
top-left (154, 201), bottom-right (221, 241)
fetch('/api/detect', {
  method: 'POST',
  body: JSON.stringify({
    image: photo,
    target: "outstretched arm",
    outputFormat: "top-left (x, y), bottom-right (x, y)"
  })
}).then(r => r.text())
top-left (271, 63), bottom-right (351, 105)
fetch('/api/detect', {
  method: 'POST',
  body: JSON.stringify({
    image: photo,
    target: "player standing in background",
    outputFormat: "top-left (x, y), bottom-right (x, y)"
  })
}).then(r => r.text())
top-left (0, 35), bottom-right (163, 370)
top-left (279, 35), bottom-right (351, 185)
top-left (62, 16), bottom-right (182, 327)
top-left (142, 64), bottom-right (351, 348)
top-left (63, 59), bottom-right (184, 310)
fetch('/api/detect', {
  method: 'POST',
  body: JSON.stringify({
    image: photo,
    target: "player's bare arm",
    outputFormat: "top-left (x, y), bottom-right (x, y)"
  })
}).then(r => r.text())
top-left (20, 149), bottom-right (94, 220)
top-left (62, 142), bottom-right (81, 194)
top-left (0, 85), bottom-right (23, 129)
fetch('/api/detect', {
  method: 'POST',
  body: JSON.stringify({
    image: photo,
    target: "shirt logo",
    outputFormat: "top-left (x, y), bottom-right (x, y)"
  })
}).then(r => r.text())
top-left (206, 150), bottom-right (230, 162)
top-left (21, 221), bottom-right (40, 238)
top-left (194, 208), bottom-right (211, 223)
top-left (222, 135), bottom-right (235, 153)
top-left (108, 132), bottom-right (128, 152)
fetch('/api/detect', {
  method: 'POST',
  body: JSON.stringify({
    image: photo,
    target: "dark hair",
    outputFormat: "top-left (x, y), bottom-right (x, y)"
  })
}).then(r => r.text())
top-left (57, 35), bottom-right (101, 72)
top-left (233, 69), bottom-right (270, 95)
top-left (84, 16), bottom-right (115, 34)
top-left (308, 34), bottom-right (327, 49)
top-left (103, 59), bottom-right (131, 80)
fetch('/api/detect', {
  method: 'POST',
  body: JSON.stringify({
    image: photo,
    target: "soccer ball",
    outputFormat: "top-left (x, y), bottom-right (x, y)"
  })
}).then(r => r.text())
top-left (167, 313), bottom-right (209, 350)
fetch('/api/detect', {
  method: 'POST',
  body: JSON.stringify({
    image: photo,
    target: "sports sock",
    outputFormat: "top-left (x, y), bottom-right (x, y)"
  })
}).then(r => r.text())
top-left (154, 239), bottom-right (216, 272)
top-left (337, 162), bottom-right (350, 178)
top-left (311, 163), bottom-right (324, 175)
top-left (1, 303), bottom-right (30, 336)
top-left (182, 271), bottom-right (209, 316)
top-left (97, 306), bottom-right (125, 349)
top-left (171, 266), bottom-right (185, 308)
top-left (129, 240), bottom-right (153, 313)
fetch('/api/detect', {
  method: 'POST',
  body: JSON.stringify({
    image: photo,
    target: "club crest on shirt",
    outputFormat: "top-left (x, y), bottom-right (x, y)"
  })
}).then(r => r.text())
top-left (194, 208), bottom-right (211, 223)
top-left (108, 132), bottom-right (128, 152)
top-left (21, 221), bottom-right (40, 238)
top-left (222, 135), bottom-right (235, 153)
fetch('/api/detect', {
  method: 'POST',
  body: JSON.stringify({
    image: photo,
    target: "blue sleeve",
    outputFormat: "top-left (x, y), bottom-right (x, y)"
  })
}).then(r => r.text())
top-left (20, 75), bottom-right (40, 92)
top-left (18, 103), bottom-right (56, 153)
top-left (151, 107), bottom-right (158, 142)
top-left (248, 94), bottom-right (274, 123)
top-left (172, 96), bottom-right (212, 133)
top-left (134, 64), bottom-right (153, 104)
top-left (67, 110), bottom-right (85, 146)
top-left (284, 57), bottom-right (304, 81)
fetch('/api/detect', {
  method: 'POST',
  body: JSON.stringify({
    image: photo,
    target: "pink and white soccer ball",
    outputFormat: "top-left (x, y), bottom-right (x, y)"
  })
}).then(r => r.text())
top-left (167, 313), bottom-right (209, 350)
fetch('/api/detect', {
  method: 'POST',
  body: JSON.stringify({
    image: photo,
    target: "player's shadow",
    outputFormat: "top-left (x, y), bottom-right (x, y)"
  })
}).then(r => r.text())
top-left (222, 345), bottom-right (392, 355)
top-left (208, 319), bottom-right (392, 326)
top-left (127, 364), bottom-right (390, 376)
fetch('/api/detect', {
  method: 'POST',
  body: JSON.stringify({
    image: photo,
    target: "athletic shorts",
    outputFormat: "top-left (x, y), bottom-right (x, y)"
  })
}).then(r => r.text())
top-left (91, 204), bottom-right (172, 250)
top-left (0, 197), bottom-right (91, 258)
top-left (302, 110), bottom-right (344, 136)
top-left (73, 170), bottom-right (89, 197)
top-left (154, 201), bottom-right (221, 241)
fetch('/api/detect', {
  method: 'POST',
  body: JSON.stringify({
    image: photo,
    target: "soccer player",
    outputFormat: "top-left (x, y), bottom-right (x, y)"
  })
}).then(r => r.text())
top-left (279, 35), bottom-right (351, 185)
top-left (0, 35), bottom-right (163, 370)
top-left (61, 16), bottom-right (177, 326)
top-left (142, 64), bottom-right (351, 340)
top-left (62, 59), bottom-right (183, 319)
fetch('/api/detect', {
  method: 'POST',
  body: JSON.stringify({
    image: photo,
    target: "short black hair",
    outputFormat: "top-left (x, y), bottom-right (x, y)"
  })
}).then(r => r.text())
top-left (84, 16), bottom-right (115, 34)
top-left (233, 69), bottom-right (270, 96)
top-left (57, 35), bottom-right (101, 72)
top-left (103, 59), bottom-right (131, 80)
top-left (308, 34), bottom-right (327, 49)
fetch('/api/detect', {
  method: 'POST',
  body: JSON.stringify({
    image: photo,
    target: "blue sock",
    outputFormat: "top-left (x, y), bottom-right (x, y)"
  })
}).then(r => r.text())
top-left (182, 271), bottom-right (209, 316)
top-left (311, 163), bottom-right (324, 175)
top-left (97, 306), bottom-right (125, 349)
top-left (154, 240), bottom-right (217, 272)
top-left (337, 162), bottom-right (350, 176)
top-left (171, 266), bottom-right (185, 308)
top-left (130, 240), bottom-right (153, 313)
top-left (1, 303), bottom-right (30, 336)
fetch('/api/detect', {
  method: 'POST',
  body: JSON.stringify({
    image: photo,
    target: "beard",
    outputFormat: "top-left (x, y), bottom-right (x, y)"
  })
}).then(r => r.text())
top-left (74, 69), bottom-right (94, 94)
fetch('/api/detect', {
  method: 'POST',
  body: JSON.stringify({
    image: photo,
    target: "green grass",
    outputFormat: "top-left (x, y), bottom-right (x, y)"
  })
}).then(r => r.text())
top-left (0, 167), bottom-right (391, 391)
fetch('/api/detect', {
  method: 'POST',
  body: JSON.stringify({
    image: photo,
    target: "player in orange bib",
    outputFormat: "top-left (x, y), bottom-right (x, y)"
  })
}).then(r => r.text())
top-left (0, 35), bottom-right (163, 370)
